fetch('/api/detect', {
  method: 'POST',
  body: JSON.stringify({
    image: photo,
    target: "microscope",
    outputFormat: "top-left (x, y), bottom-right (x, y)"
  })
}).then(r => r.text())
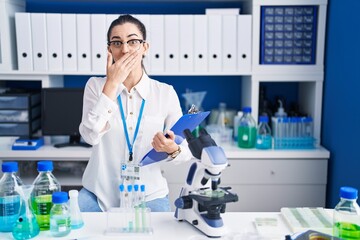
top-left (174, 128), bottom-right (238, 238)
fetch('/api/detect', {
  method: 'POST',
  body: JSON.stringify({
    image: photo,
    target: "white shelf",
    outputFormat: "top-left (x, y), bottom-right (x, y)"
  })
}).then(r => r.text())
top-left (0, 70), bottom-right (252, 76)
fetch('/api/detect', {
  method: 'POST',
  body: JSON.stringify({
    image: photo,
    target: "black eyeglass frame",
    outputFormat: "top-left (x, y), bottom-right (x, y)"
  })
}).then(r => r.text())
top-left (107, 39), bottom-right (146, 47)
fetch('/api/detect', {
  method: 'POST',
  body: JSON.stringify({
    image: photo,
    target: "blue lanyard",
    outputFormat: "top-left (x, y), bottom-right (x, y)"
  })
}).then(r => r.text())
top-left (117, 95), bottom-right (145, 162)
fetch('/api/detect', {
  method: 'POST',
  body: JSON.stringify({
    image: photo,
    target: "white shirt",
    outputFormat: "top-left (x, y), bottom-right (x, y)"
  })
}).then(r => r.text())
top-left (79, 73), bottom-right (192, 211)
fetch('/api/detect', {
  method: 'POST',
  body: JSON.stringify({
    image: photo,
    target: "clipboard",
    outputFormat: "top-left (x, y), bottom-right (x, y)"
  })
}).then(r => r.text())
top-left (139, 111), bottom-right (210, 166)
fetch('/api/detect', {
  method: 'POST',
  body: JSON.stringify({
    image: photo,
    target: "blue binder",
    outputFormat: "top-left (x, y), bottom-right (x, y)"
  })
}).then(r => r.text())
top-left (139, 111), bottom-right (210, 166)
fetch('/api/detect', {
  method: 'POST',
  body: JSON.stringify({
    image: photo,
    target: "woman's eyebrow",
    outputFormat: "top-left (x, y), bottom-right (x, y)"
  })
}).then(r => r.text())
top-left (110, 33), bottom-right (139, 40)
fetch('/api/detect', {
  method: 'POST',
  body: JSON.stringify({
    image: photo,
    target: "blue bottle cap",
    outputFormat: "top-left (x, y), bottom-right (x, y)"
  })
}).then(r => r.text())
top-left (340, 186), bottom-right (358, 200)
top-left (127, 185), bottom-right (132, 192)
top-left (242, 107), bottom-right (252, 113)
top-left (259, 116), bottom-right (268, 123)
top-left (52, 192), bottom-right (68, 204)
top-left (140, 184), bottom-right (145, 192)
top-left (134, 184), bottom-right (139, 192)
top-left (119, 184), bottom-right (125, 192)
top-left (2, 162), bottom-right (18, 173)
top-left (37, 160), bottom-right (53, 171)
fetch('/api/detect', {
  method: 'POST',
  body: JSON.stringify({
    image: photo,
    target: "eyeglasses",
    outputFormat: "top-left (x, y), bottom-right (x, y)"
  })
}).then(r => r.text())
top-left (108, 39), bottom-right (145, 49)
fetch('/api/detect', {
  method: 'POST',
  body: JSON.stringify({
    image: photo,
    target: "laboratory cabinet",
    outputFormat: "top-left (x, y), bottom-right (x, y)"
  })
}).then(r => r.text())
top-left (0, 0), bottom-right (330, 209)
top-left (161, 148), bottom-right (329, 212)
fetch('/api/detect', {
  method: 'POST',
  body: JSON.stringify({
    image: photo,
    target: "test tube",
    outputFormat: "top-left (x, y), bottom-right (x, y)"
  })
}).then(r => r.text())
top-left (126, 185), bottom-right (134, 232)
top-left (119, 184), bottom-right (126, 208)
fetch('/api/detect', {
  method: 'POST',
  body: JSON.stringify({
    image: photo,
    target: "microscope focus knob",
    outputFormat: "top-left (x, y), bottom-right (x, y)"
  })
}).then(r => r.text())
top-left (175, 196), bottom-right (193, 209)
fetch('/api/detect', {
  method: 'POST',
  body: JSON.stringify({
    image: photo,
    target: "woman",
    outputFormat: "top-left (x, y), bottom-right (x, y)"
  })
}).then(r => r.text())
top-left (78, 14), bottom-right (192, 212)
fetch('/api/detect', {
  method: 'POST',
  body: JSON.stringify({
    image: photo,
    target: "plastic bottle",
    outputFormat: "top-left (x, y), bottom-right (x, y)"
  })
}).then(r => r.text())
top-left (0, 162), bottom-right (23, 232)
top-left (69, 190), bottom-right (84, 229)
top-left (50, 192), bottom-right (71, 237)
top-left (274, 100), bottom-right (287, 118)
top-left (333, 186), bottom-right (360, 239)
top-left (233, 111), bottom-right (243, 142)
top-left (256, 116), bottom-right (272, 149)
top-left (31, 160), bottom-right (61, 230)
top-left (237, 107), bottom-right (257, 148)
top-left (216, 102), bottom-right (227, 128)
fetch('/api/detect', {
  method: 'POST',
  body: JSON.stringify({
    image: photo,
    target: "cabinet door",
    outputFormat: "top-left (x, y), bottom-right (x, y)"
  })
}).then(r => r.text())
top-left (162, 159), bottom-right (327, 211)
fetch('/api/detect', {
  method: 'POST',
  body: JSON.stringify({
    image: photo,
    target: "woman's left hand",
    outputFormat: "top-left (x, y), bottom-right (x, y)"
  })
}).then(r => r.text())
top-left (152, 130), bottom-right (178, 154)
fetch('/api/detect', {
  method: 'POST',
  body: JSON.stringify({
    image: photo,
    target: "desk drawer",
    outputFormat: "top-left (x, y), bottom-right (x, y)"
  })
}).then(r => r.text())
top-left (221, 159), bottom-right (327, 185)
top-left (0, 118), bottom-right (40, 136)
top-left (0, 93), bottom-right (40, 109)
top-left (0, 106), bottom-right (40, 122)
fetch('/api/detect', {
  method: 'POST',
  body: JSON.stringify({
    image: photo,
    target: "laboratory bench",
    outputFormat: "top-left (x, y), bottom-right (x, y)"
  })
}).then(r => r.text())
top-left (0, 138), bottom-right (330, 212)
top-left (0, 211), bottom-right (295, 240)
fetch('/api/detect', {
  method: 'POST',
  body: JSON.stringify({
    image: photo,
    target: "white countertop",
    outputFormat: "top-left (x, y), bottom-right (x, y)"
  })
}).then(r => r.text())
top-left (0, 212), bottom-right (293, 240)
top-left (0, 137), bottom-right (330, 161)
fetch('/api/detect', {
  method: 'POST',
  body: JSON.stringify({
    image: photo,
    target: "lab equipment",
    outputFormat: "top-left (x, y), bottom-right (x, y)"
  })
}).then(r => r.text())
top-left (49, 192), bottom-right (71, 237)
top-left (260, 5), bottom-right (318, 65)
top-left (106, 184), bottom-right (152, 235)
top-left (31, 160), bottom-right (61, 230)
top-left (174, 128), bottom-right (238, 237)
top-left (333, 186), bottom-right (360, 239)
top-left (237, 106), bottom-right (256, 148)
top-left (233, 111), bottom-right (243, 141)
top-left (256, 116), bottom-right (272, 149)
top-left (281, 207), bottom-right (332, 235)
top-left (12, 185), bottom-right (40, 240)
top-left (0, 162), bottom-right (23, 232)
top-left (69, 190), bottom-right (84, 229)
top-left (274, 99), bottom-right (287, 118)
top-left (272, 116), bottom-right (315, 149)
top-left (182, 91), bottom-right (206, 114)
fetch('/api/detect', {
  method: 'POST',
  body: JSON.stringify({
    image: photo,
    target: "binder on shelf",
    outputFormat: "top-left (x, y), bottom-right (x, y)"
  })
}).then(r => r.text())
top-left (222, 15), bottom-right (237, 72)
top-left (91, 14), bottom-right (107, 73)
top-left (46, 13), bottom-right (63, 72)
top-left (15, 12), bottom-right (33, 71)
top-left (62, 14), bottom-right (77, 72)
top-left (205, 8), bottom-right (240, 15)
top-left (149, 15), bottom-right (165, 73)
top-left (139, 111), bottom-right (210, 166)
top-left (207, 14), bottom-right (222, 72)
top-left (31, 13), bottom-right (48, 71)
top-left (179, 15), bottom-right (194, 72)
top-left (106, 14), bottom-right (118, 28)
top-left (134, 14), bottom-right (150, 71)
top-left (237, 15), bottom-right (252, 73)
top-left (76, 14), bottom-right (91, 71)
top-left (194, 15), bottom-right (208, 72)
top-left (164, 15), bottom-right (179, 72)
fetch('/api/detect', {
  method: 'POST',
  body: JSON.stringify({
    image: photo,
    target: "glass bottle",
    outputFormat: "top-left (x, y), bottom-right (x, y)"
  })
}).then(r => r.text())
top-left (31, 160), bottom-right (61, 230)
top-left (12, 185), bottom-right (40, 240)
top-left (69, 190), bottom-right (84, 229)
top-left (333, 186), bottom-right (360, 239)
top-left (216, 102), bottom-right (227, 128)
top-left (50, 192), bottom-right (71, 237)
top-left (0, 162), bottom-right (23, 232)
top-left (237, 107), bottom-right (257, 148)
top-left (256, 116), bottom-right (272, 149)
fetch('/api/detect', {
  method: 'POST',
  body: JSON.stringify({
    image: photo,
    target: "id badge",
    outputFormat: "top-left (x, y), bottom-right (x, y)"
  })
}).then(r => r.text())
top-left (121, 163), bottom-right (140, 180)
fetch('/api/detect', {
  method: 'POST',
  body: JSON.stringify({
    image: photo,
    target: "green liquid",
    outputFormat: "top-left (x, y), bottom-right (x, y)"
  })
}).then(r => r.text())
top-left (31, 195), bottom-right (53, 231)
top-left (334, 222), bottom-right (360, 239)
top-left (238, 126), bottom-right (256, 148)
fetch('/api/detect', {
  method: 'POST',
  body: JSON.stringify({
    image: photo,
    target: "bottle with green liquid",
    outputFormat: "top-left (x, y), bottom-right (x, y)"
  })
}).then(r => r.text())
top-left (237, 107), bottom-right (256, 148)
top-left (31, 161), bottom-right (61, 231)
top-left (333, 186), bottom-right (360, 239)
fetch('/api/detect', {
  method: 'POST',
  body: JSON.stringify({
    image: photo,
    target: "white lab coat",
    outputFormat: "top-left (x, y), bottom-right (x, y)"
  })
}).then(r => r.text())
top-left (79, 73), bottom-right (192, 211)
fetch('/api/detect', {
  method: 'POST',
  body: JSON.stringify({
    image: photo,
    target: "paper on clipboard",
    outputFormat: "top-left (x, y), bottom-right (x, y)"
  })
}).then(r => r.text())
top-left (139, 111), bottom-right (210, 166)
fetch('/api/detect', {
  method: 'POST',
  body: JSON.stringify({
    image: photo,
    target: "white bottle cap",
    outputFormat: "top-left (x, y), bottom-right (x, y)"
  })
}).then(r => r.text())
top-left (69, 189), bottom-right (79, 198)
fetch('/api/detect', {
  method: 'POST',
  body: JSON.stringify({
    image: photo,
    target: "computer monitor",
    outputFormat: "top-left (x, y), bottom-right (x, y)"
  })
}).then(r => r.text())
top-left (41, 88), bottom-right (90, 148)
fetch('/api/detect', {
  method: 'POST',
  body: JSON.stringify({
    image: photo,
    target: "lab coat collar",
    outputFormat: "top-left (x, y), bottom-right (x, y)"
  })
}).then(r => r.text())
top-left (118, 71), bottom-right (149, 100)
